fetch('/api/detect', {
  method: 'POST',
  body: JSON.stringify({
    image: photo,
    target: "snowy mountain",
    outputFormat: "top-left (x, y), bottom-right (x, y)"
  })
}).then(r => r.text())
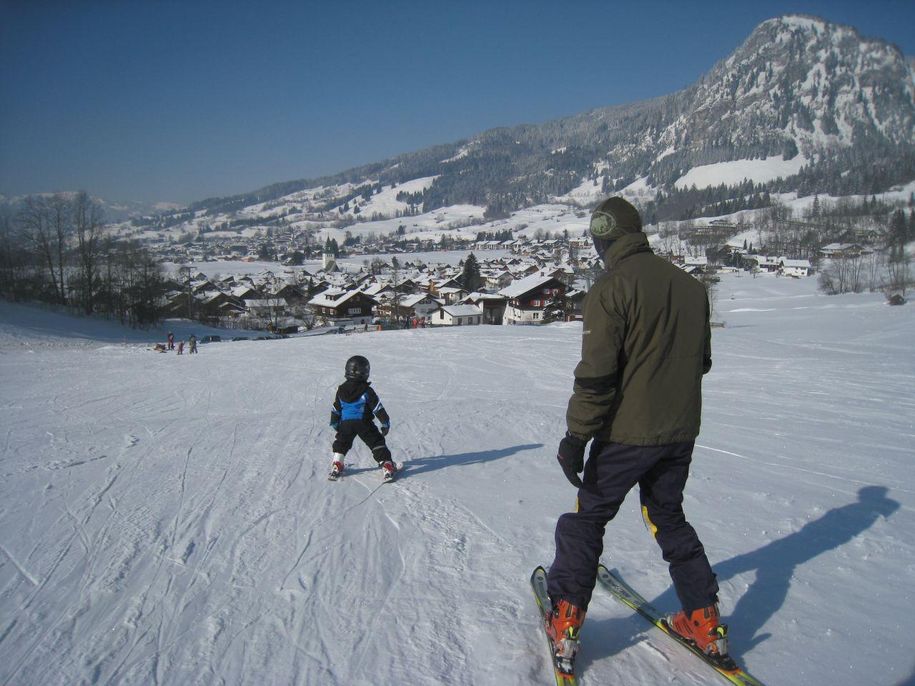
top-left (1, 272), bottom-right (913, 685)
top-left (149, 14), bottom-right (914, 232)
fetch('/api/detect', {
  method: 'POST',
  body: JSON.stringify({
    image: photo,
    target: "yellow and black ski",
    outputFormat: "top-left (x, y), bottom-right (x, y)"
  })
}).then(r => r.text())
top-left (596, 564), bottom-right (766, 686)
top-left (530, 566), bottom-right (578, 686)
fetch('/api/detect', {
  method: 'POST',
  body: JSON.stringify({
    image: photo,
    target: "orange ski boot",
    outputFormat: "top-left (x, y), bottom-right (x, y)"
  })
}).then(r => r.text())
top-left (546, 599), bottom-right (585, 670)
top-left (668, 604), bottom-right (737, 669)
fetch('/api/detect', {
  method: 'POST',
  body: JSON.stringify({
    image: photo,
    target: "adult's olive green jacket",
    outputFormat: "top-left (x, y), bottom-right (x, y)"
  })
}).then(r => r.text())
top-left (566, 231), bottom-right (712, 446)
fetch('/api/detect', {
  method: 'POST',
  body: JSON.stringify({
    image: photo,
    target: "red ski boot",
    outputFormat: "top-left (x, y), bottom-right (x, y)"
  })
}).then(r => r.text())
top-left (668, 604), bottom-right (736, 668)
top-left (545, 599), bottom-right (585, 668)
top-left (381, 460), bottom-right (397, 482)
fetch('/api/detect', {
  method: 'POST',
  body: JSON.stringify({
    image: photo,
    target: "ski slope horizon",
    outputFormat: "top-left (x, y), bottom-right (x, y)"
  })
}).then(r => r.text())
top-left (1, 273), bottom-right (914, 685)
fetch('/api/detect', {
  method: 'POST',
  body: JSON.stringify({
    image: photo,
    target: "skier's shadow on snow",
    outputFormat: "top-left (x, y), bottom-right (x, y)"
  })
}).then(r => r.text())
top-left (398, 443), bottom-right (544, 478)
top-left (583, 485), bottom-right (899, 669)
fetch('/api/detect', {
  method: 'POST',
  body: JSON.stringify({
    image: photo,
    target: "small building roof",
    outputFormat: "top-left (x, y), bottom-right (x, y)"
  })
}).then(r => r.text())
top-left (441, 304), bottom-right (484, 317)
top-left (499, 272), bottom-right (560, 299)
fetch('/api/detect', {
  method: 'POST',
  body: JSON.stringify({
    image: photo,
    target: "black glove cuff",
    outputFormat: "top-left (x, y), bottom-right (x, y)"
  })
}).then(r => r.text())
top-left (563, 431), bottom-right (587, 448)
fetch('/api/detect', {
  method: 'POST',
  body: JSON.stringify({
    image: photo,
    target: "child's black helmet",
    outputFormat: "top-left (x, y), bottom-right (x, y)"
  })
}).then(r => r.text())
top-left (345, 355), bottom-right (370, 381)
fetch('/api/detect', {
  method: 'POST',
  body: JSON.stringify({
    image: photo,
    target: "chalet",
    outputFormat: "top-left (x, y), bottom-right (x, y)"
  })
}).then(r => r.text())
top-left (778, 258), bottom-right (813, 278)
top-left (394, 293), bottom-right (442, 321)
top-left (362, 281), bottom-right (395, 300)
top-left (565, 289), bottom-right (587, 320)
top-left (515, 264), bottom-right (543, 278)
top-left (682, 256), bottom-right (709, 272)
top-left (198, 291), bottom-right (243, 321)
top-left (569, 237), bottom-right (592, 251)
top-left (232, 284), bottom-right (263, 301)
top-left (678, 263), bottom-right (704, 276)
top-left (270, 284), bottom-right (308, 306)
top-left (483, 270), bottom-right (514, 292)
top-left (431, 304), bottom-right (484, 326)
top-left (437, 286), bottom-right (468, 305)
top-left (498, 271), bottom-right (567, 325)
top-left (397, 278), bottom-right (419, 294)
top-left (819, 243), bottom-right (862, 258)
top-left (428, 277), bottom-right (463, 296)
top-left (191, 279), bottom-right (218, 295)
top-left (307, 289), bottom-right (377, 323)
top-left (462, 293), bottom-right (507, 325)
top-left (741, 254), bottom-right (780, 272)
top-left (244, 298), bottom-right (288, 318)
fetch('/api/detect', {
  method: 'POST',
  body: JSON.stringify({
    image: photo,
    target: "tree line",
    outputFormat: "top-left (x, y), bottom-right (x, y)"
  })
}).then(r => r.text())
top-left (0, 193), bottom-right (166, 327)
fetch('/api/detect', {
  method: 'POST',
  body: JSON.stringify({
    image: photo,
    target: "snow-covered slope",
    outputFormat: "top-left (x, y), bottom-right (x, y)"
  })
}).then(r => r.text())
top-left (1, 274), bottom-right (914, 685)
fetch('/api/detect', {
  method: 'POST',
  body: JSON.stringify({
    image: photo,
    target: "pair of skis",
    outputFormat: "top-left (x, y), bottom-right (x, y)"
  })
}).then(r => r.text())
top-left (531, 564), bottom-right (765, 686)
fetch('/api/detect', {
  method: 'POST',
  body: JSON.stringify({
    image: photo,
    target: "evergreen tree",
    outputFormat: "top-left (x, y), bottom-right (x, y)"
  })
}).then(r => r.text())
top-left (460, 252), bottom-right (482, 292)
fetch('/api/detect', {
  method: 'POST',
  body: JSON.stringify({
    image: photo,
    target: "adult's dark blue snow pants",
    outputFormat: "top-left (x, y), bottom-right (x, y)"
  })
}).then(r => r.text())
top-left (547, 440), bottom-right (718, 613)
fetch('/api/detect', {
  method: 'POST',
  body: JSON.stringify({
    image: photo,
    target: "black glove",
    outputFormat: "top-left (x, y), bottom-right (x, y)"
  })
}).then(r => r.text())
top-left (380, 423), bottom-right (390, 436)
top-left (557, 432), bottom-right (587, 488)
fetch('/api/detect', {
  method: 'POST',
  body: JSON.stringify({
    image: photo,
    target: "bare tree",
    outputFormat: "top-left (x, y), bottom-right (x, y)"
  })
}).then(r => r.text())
top-left (886, 245), bottom-right (910, 296)
top-left (818, 255), bottom-right (866, 295)
top-left (73, 192), bottom-right (104, 314)
top-left (18, 195), bottom-right (67, 303)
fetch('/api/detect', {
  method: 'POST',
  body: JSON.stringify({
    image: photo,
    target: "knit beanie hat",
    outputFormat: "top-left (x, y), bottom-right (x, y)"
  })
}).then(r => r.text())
top-left (590, 197), bottom-right (641, 262)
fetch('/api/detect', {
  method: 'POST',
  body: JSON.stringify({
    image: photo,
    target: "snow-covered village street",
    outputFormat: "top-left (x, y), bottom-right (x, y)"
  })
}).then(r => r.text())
top-left (1, 272), bottom-right (914, 686)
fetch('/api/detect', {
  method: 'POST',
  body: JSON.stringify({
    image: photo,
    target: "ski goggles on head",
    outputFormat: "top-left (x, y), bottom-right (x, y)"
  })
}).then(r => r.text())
top-left (590, 210), bottom-right (617, 238)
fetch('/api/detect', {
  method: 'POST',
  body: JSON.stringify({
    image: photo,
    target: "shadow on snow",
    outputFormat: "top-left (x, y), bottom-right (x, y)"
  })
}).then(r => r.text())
top-left (582, 485), bottom-right (900, 672)
top-left (339, 443), bottom-right (543, 479)
top-left (397, 443), bottom-right (544, 479)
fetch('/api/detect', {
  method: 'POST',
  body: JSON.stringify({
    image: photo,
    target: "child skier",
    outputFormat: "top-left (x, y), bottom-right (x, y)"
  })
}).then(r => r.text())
top-left (329, 355), bottom-right (396, 481)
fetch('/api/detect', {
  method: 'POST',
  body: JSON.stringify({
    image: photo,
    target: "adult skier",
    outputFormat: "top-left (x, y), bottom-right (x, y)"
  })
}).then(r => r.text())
top-left (329, 355), bottom-right (395, 480)
top-left (545, 197), bottom-right (724, 666)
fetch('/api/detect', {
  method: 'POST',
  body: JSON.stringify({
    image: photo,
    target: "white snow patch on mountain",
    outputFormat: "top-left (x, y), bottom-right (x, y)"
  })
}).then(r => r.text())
top-left (675, 155), bottom-right (808, 190)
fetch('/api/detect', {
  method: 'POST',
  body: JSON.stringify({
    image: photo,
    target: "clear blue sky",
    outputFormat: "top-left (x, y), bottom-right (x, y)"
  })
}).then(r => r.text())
top-left (2, 0), bottom-right (914, 206)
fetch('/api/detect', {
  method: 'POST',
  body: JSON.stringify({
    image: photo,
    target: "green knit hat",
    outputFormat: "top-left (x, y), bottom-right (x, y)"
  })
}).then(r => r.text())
top-left (590, 196), bottom-right (642, 240)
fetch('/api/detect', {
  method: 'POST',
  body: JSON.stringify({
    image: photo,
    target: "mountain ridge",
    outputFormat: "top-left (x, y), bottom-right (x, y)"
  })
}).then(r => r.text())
top-left (171, 13), bottom-right (913, 225)
top-left (6, 14), bottom-right (914, 226)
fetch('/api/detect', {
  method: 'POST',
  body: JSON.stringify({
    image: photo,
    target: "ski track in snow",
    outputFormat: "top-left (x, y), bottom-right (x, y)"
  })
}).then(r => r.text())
top-left (1, 274), bottom-right (915, 685)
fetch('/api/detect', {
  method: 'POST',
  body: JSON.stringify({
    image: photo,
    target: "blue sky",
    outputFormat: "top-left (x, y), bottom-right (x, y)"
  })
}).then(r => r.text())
top-left (2, 0), bottom-right (914, 206)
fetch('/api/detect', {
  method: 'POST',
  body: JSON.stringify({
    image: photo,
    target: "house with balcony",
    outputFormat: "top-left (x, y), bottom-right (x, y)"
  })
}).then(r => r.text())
top-left (307, 289), bottom-right (378, 324)
top-left (498, 271), bottom-right (568, 325)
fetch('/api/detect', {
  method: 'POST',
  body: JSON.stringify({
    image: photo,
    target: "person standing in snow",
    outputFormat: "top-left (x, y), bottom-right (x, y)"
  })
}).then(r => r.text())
top-left (328, 355), bottom-right (396, 480)
top-left (188, 334), bottom-right (197, 354)
top-left (545, 197), bottom-right (725, 665)
top-left (167, 331), bottom-right (175, 350)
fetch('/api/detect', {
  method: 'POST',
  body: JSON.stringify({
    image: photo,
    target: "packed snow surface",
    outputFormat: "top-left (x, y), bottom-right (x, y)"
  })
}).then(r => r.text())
top-left (1, 272), bottom-right (914, 685)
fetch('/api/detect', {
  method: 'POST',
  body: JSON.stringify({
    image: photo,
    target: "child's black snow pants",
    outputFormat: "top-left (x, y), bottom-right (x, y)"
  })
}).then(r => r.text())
top-left (547, 440), bottom-right (718, 613)
top-left (333, 420), bottom-right (391, 464)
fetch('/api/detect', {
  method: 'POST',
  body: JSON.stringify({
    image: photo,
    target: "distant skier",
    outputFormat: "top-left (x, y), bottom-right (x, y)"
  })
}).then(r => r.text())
top-left (177, 340), bottom-right (184, 355)
top-left (329, 355), bottom-right (395, 480)
top-left (188, 334), bottom-right (198, 354)
top-left (167, 331), bottom-right (175, 350)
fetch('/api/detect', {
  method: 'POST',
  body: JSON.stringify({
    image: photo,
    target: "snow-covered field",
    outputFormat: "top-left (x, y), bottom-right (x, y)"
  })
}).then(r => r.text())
top-left (1, 273), bottom-right (914, 686)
